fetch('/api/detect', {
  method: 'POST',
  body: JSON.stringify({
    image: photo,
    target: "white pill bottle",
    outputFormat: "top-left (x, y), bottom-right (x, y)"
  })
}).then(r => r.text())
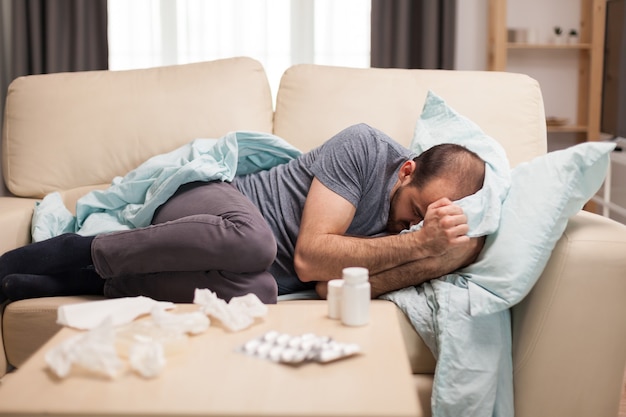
top-left (340, 267), bottom-right (370, 326)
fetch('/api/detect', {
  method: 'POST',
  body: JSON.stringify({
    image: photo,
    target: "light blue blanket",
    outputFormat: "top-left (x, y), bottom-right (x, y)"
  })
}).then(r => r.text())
top-left (32, 131), bottom-right (302, 241)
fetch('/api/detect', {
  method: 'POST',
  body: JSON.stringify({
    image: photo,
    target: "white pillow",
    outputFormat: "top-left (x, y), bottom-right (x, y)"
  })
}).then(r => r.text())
top-left (463, 140), bottom-right (614, 315)
top-left (411, 91), bottom-right (614, 316)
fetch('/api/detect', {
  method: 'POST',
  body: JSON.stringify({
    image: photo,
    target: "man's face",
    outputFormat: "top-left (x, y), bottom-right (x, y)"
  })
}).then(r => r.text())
top-left (386, 177), bottom-right (458, 233)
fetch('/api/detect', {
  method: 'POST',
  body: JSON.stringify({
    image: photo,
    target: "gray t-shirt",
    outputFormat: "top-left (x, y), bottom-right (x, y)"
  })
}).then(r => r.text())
top-left (233, 123), bottom-right (415, 294)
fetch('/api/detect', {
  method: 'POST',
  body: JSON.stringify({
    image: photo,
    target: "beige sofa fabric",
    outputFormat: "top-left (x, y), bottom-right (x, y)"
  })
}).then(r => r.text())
top-left (512, 210), bottom-right (626, 417)
top-left (274, 64), bottom-right (547, 167)
top-left (2, 57), bottom-right (274, 198)
top-left (0, 197), bottom-right (35, 254)
top-left (0, 306), bottom-right (6, 376)
top-left (395, 307), bottom-right (436, 374)
top-left (2, 296), bottom-right (103, 367)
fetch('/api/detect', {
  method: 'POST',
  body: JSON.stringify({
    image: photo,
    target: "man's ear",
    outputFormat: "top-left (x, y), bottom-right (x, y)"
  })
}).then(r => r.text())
top-left (398, 160), bottom-right (416, 185)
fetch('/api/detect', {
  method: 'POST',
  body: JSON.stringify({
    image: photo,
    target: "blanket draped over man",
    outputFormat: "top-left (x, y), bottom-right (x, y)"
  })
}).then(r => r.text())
top-left (32, 131), bottom-right (302, 241)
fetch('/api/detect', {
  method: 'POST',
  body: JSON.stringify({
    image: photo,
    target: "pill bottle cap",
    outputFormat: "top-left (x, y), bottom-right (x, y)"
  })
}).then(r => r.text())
top-left (328, 279), bottom-right (344, 295)
top-left (342, 267), bottom-right (369, 284)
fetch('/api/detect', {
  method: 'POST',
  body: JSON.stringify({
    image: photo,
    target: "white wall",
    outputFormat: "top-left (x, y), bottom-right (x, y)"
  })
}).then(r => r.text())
top-left (455, 0), bottom-right (489, 71)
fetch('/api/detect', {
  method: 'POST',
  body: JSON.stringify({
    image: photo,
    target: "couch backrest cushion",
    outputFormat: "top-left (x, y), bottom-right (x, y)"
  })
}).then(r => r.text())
top-left (274, 64), bottom-right (547, 166)
top-left (2, 57), bottom-right (274, 198)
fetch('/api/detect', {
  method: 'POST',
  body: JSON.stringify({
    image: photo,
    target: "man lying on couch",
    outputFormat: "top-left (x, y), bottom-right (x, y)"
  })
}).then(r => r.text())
top-left (0, 123), bottom-right (485, 304)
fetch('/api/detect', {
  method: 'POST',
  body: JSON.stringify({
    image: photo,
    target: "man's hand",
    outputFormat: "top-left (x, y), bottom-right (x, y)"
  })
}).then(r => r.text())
top-left (316, 281), bottom-right (330, 299)
top-left (306, 193), bottom-right (485, 299)
top-left (413, 197), bottom-right (471, 257)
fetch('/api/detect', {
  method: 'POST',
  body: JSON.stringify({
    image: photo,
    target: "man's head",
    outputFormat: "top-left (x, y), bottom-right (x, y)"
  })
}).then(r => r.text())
top-left (386, 143), bottom-right (485, 233)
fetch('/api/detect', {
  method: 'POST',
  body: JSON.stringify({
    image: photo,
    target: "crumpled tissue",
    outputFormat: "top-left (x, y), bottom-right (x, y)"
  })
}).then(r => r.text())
top-left (47, 291), bottom-right (267, 379)
top-left (150, 305), bottom-right (210, 335)
top-left (128, 339), bottom-right (166, 379)
top-left (115, 306), bottom-right (211, 377)
top-left (57, 296), bottom-right (175, 330)
top-left (193, 288), bottom-right (268, 332)
top-left (45, 318), bottom-right (124, 379)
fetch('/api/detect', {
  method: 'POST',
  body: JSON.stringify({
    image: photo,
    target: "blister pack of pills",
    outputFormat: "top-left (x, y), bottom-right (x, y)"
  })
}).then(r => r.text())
top-left (237, 330), bottom-right (360, 365)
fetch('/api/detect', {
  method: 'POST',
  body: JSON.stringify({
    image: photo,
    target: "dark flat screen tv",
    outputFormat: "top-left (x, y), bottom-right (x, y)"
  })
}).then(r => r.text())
top-left (602, 0), bottom-right (626, 138)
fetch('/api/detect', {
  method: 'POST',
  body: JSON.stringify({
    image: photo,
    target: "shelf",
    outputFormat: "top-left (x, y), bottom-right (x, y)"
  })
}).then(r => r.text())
top-left (488, 0), bottom-right (607, 142)
top-left (547, 124), bottom-right (588, 133)
top-left (507, 42), bottom-right (592, 50)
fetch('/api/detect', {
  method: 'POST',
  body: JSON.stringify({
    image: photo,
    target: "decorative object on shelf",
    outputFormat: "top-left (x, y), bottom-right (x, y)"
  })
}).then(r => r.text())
top-left (507, 27), bottom-right (528, 43)
top-left (507, 28), bottom-right (516, 42)
top-left (568, 29), bottom-right (579, 44)
top-left (552, 26), bottom-right (565, 44)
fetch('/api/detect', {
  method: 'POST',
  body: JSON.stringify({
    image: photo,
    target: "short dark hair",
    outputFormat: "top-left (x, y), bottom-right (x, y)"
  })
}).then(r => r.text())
top-left (410, 143), bottom-right (485, 200)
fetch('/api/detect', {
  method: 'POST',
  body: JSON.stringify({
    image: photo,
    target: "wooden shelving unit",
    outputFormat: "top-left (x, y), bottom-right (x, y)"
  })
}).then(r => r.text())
top-left (488, 0), bottom-right (607, 141)
top-left (505, 43), bottom-right (593, 50)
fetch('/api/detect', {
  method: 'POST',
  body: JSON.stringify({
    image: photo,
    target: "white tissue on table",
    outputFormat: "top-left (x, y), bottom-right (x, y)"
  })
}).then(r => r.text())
top-left (47, 306), bottom-right (211, 379)
top-left (45, 318), bottom-right (124, 379)
top-left (115, 306), bottom-right (210, 360)
top-left (57, 296), bottom-right (175, 330)
top-left (151, 305), bottom-right (210, 335)
top-left (48, 291), bottom-right (267, 379)
top-left (193, 289), bottom-right (268, 332)
top-left (129, 340), bottom-right (166, 378)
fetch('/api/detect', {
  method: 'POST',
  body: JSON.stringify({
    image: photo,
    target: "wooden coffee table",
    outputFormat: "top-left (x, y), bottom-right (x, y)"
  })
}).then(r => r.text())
top-left (0, 300), bottom-right (420, 417)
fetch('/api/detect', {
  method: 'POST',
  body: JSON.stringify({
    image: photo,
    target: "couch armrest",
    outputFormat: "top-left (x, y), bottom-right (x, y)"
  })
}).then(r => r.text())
top-left (0, 196), bottom-right (37, 378)
top-left (0, 197), bottom-right (37, 254)
top-left (511, 210), bottom-right (626, 417)
top-left (0, 303), bottom-right (8, 379)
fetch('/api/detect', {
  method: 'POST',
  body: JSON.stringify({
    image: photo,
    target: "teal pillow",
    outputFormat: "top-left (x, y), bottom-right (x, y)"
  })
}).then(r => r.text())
top-left (411, 91), bottom-right (511, 239)
top-left (411, 91), bottom-right (614, 316)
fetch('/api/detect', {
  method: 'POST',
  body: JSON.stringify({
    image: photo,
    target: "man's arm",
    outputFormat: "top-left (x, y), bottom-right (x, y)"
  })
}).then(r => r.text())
top-left (315, 236), bottom-right (484, 298)
top-left (294, 178), bottom-right (479, 290)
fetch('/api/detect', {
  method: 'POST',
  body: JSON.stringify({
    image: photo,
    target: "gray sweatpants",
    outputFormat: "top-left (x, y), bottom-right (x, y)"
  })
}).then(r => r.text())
top-left (92, 181), bottom-right (278, 303)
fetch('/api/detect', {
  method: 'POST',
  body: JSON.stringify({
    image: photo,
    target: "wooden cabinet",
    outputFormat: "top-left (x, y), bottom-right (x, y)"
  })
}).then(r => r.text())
top-left (488, 0), bottom-right (607, 141)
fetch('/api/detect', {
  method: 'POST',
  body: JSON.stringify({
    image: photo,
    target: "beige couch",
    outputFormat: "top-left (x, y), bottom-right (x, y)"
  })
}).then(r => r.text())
top-left (1, 57), bottom-right (625, 417)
